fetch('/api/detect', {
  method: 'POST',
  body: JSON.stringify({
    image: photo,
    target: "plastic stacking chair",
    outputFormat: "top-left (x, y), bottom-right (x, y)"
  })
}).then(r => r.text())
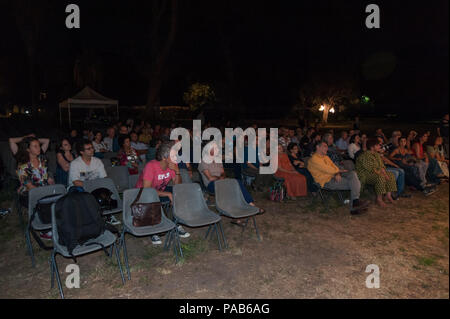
top-left (179, 168), bottom-right (193, 184)
top-left (240, 163), bottom-right (256, 187)
top-left (49, 204), bottom-right (125, 299)
top-left (103, 152), bottom-right (118, 160)
top-left (173, 183), bottom-right (227, 250)
top-left (119, 188), bottom-right (181, 280)
top-left (128, 174), bottom-right (140, 189)
top-left (315, 182), bottom-right (346, 211)
top-left (214, 179), bottom-right (261, 241)
top-left (83, 178), bottom-right (123, 216)
top-left (105, 166), bottom-right (130, 193)
top-left (101, 158), bottom-right (112, 168)
top-left (197, 168), bottom-right (215, 197)
top-left (25, 184), bottom-right (67, 267)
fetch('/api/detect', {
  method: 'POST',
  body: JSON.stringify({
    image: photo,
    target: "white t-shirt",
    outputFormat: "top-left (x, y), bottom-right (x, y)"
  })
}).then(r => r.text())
top-left (92, 140), bottom-right (107, 153)
top-left (131, 141), bottom-right (148, 151)
top-left (68, 156), bottom-right (107, 186)
top-left (348, 143), bottom-right (361, 159)
top-left (103, 137), bottom-right (114, 152)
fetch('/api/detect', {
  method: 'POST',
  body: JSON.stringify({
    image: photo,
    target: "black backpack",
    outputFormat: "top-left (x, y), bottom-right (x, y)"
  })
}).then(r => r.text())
top-left (55, 192), bottom-right (108, 257)
top-left (34, 193), bottom-right (65, 224)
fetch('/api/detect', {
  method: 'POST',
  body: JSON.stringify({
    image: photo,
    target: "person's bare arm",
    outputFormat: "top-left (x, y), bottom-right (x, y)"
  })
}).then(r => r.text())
top-left (57, 153), bottom-right (70, 172)
top-left (203, 169), bottom-right (219, 182)
top-left (39, 138), bottom-right (50, 153)
top-left (9, 135), bottom-right (34, 155)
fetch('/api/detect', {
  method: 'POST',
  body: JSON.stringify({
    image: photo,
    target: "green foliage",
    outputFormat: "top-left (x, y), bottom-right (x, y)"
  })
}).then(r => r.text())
top-left (183, 83), bottom-right (216, 112)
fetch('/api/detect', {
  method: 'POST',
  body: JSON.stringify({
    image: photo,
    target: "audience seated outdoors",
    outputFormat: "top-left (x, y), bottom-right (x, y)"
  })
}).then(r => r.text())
top-left (92, 131), bottom-right (109, 158)
top-left (9, 134), bottom-right (54, 239)
top-left (286, 142), bottom-right (318, 194)
top-left (389, 137), bottom-right (437, 196)
top-left (426, 136), bottom-right (449, 179)
top-left (275, 144), bottom-right (308, 200)
top-left (335, 131), bottom-right (349, 153)
top-left (347, 134), bottom-right (361, 160)
top-left (198, 141), bottom-right (265, 224)
top-left (135, 141), bottom-right (190, 245)
top-left (322, 133), bottom-right (355, 171)
top-left (412, 132), bottom-right (442, 186)
top-left (242, 137), bottom-right (274, 192)
top-left (356, 138), bottom-right (398, 207)
top-left (55, 138), bottom-right (75, 186)
top-left (307, 141), bottom-right (369, 214)
top-left (103, 126), bottom-right (120, 152)
top-left (68, 139), bottom-right (107, 188)
top-left (118, 135), bottom-right (141, 175)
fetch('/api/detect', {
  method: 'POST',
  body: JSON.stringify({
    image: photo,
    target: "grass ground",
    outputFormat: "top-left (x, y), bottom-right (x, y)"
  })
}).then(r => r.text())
top-left (0, 181), bottom-right (448, 299)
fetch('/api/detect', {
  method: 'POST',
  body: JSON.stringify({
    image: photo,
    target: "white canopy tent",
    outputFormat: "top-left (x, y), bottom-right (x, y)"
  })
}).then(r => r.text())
top-left (59, 86), bottom-right (119, 127)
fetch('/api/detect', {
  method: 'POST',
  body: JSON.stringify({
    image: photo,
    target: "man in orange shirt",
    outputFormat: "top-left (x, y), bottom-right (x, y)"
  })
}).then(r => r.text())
top-left (308, 141), bottom-right (370, 215)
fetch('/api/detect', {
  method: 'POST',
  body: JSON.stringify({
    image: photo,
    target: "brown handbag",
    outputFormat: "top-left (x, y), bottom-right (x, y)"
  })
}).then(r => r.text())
top-left (131, 188), bottom-right (162, 227)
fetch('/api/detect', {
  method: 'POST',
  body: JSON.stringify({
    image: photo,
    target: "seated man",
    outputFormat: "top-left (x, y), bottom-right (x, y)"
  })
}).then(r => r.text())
top-left (103, 127), bottom-right (120, 152)
top-left (68, 140), bottom-right (107, 188)
top-left (322, 133), bottom-right (355, 171)
top-left (130, 131), bottom-right (149, 161)
top-left (335, 131), bottom-right (349, 153)
top-left (135, 141), bottom-right (190, 245)
top-left (307, 141), bottom-right (370, 215)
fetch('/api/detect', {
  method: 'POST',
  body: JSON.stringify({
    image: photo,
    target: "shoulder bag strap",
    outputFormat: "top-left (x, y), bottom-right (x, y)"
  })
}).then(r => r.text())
top-left (131, 188), bottom-right (144, 206)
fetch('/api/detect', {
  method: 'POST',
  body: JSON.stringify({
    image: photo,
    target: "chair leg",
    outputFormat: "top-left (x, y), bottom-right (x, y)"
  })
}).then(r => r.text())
top-left (205, 225), bottom-right (212, 240)
top-left (120, 232), bottom-right (131, 280)
top-left (113, 243), bottom-right (125, 284)
top-left (25, 227), bottom-right (35, 267)
top-left (217, 221), bottom-right (228, 249)
top-left (214, 223), bottom-right (222, 251)
top-left (52, 253), bottom-right (64, 299)
top-left (109, 245), bottom-right (114, 258)
top-left (174, 228), bottom-right (183, 261)
top-left (49, 257), bottom-right (55, 289)
top-left (252, 216), bottom-right (261, 241)
top-left (241, 218), bottom-right (250, 234)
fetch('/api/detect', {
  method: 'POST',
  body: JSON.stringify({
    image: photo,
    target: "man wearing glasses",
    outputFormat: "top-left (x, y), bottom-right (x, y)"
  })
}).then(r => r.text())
top-left (69, 140), bottom-right (107, 187)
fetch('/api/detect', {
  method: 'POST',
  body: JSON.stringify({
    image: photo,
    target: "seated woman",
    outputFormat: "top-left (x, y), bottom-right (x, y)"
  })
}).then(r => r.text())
top-left (390, 137), bottom-right (436, 195)
top-left (303, 132), bottom-right (321, 158)
top-left (286, 143), bottom-right (318, 193)
top-left (242, 137), bottom-right (274, 192)
top-left (275, 144), bottom-right (307, 200)
top-left (118, 135), bottom-right (141, 175)
top-left (356, 138), bottom-right (397, 207)
top-left (10, 135), bottom-right (54, 239)
top-left (146, 138), bottom-right (162, 162)
top-left (412, 133), bottom-right (441, 185)
top-left (92, 131), bottom-right (108, 158)
top-left (56, 138), bottom-right (75, 186)
top-left (426, 136), bottom-right (449, 179)
top-left (347, 134), bottom-right (361, 160)
top-left (198, 142), bottom-right (265, 221)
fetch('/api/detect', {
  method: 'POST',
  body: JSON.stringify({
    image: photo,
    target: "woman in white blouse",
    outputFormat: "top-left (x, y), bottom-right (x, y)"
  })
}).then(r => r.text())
top-left (347, 134), bottom-right (361, 160)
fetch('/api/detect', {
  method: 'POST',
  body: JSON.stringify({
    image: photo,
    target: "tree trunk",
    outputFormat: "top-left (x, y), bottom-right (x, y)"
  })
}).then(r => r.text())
top-left (145, 0), bottom-right (178, 120)
top-left (323, 107), bottom-right (329, 123)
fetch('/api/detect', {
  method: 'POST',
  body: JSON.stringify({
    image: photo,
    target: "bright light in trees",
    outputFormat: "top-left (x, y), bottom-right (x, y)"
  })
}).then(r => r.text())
top-left (319, 105), bottom-right (325, 111)
top-left (329, 107), bottom-right (335, 114)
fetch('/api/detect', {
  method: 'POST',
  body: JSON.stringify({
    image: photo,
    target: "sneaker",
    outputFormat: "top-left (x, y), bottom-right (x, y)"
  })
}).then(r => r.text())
top-left (106, 215), bottom-right (121, 226)
top-left (151, 235), bottom-right (162, 245)
top-left (0, 208), bottom-right (10, 217)
top-left (352, 199), bottom-right (370, 210)
top-left (40, 231), bottom-right (52, 240)
top-left (423, 187), bottom-right (437, 196)
top-left (177, 225), bottom-right (190, 238)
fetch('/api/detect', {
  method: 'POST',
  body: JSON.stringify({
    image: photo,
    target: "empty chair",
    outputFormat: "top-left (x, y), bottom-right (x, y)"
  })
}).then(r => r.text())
top-left (25, 184), bottom-right (67, 267)
top-left (49, 203), bottom-right (124, 299)
top-left (103, 152), bottom-right (118, 160)
top-left (214, 179), bottom-right (261, 241)
top-left (105, 165), bottom-right (130, 193)
top-left (173, 183), bottom-right (226, 250)
top-left (128, 174), bottom-right (139, 189)
top-left (83, 178), bottom-right (123, 216)
top-left (101, 157), bottom-right (112, 168)
top-left (119, 188), bottom-right (181, 280)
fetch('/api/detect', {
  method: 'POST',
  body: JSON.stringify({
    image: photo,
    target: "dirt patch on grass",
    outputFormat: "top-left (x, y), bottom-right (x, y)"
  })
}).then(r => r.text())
top-left (0, 184), bottom-right (448, 299)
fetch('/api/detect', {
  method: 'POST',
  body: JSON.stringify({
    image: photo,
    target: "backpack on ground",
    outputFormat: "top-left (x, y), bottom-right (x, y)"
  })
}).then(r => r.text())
top-left (55, 192), bottom-right (108, 257)
top-left (269, 179), bottom-right (285, 202)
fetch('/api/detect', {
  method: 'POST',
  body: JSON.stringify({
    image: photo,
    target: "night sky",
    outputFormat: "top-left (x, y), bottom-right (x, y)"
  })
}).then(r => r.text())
top-left (0, 0), bottom-right (448, 119)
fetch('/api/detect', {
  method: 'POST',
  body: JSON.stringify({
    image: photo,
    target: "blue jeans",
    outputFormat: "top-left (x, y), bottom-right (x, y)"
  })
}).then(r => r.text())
top-left (207, 180), bottom-right (254, 204)
top-left (159, 186), bottom-right (173, 203)
top-left (386, 167), bottom-right (405, 195)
